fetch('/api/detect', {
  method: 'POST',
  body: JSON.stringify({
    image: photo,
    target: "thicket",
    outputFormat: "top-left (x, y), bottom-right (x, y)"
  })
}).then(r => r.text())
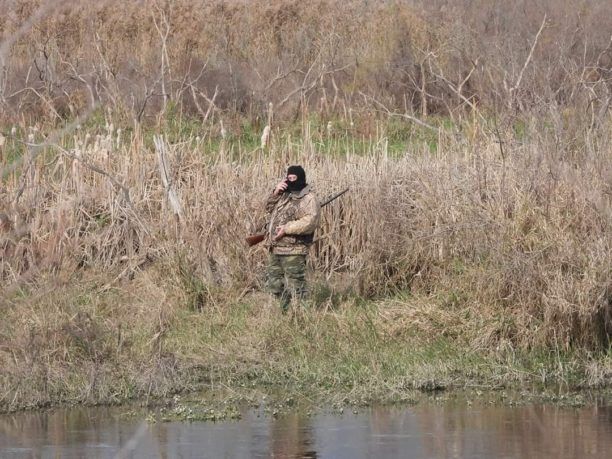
top-left (0, 0), bottom-right (609, 125)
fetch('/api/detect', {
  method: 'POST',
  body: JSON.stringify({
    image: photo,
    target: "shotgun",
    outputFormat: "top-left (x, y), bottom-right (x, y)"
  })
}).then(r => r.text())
top-left (246, 187), bottom-right (349, 247)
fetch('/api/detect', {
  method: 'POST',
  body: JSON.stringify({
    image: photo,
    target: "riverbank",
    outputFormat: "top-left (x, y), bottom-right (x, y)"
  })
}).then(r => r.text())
top-left (2, 121), bottom-right (611, 413)
top-left (1, 270), bottom-right (610, 413)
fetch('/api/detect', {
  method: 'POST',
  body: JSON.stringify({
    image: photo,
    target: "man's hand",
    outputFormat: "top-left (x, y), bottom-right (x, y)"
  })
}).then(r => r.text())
top-left (274, 179), bottom-right (288, 195)
top-left (273, 226), bottom-right (286, 241)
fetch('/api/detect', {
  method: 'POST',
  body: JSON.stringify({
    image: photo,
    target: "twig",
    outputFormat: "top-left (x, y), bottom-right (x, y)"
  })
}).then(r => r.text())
top-left (55, 146), bottom-right (131, 204)
top-left (263, 65), bottom-right (301, 91)
top-left (153, 135), bottom-right (184, 223)
top-left (360, 91), bottom-right (440, 133)
top-left (152, 6), bottom-right (172, 113)
top-left (510, 15), bottom-right (547, 95)
top-left (426, 59), bottom-right (486, 123)
top-left (188, 83), bottom-right (218, 122)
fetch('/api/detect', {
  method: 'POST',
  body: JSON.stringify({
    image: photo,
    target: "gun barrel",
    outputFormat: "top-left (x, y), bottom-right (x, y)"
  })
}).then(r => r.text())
top-left (321, 187), bottom-right (349, 207)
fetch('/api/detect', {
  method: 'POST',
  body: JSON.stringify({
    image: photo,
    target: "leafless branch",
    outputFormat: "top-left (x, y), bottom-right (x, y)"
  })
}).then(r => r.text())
top-left (188, 83), bottom-right (218, 122)
top-left (510, 15), bottom-right (547, 95)
top-left (153, 135), bottom-right (184, 224)
top-left (359, 91), bottom-right (440, 133)
top-left (152, 5), bottom-right (172, 113)
top-left (264, 65), bottom-right (301, 91)
top-left (56, 146), bottom-right (131, 205)
top-left (427, 58), bottom-right (485, 123)
top-left (278, 61), bottom-right (351, 109)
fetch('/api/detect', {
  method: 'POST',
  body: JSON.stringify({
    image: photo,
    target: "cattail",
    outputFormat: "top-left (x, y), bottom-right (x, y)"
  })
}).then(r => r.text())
top-left (267, 102), bottom-right (274, 126)
top-left (260, 125), bottom-right (270, 149)
top-left (261, 101), bottom-right (273, 149)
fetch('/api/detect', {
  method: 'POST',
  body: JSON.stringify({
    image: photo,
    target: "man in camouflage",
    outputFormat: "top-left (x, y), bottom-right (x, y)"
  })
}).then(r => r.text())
top-left (265, 165), bottom-right (320, 312)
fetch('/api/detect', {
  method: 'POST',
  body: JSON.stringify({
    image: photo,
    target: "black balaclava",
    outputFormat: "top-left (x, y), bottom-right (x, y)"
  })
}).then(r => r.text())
top-left (286, 165), bottom-right (307, 192)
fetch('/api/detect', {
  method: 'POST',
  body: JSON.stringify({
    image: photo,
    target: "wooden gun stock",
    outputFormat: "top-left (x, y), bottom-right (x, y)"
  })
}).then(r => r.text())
top-left (245, 233), bottom-right (266, 247)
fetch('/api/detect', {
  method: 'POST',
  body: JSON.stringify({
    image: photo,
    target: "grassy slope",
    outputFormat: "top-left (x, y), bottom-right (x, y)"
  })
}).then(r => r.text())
top-left (1, 268), bottom-right (610, 413)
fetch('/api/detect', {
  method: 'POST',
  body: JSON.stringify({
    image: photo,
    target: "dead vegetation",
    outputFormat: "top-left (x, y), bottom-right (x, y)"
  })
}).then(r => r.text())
top-left (0, 0), bottom-right (610, 126)
top-left (1, 120), bottom-right (610, 350)
top-left (0, 0), bottom-right (611, 411)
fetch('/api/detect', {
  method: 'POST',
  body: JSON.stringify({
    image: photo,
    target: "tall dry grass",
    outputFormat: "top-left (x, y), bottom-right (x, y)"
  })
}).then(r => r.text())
top-left (1, 113), bottom-right (611, 351)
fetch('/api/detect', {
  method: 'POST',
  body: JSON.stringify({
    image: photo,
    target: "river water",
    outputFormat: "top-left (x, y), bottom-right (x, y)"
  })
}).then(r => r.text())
top-left (1, 396), bottom-right (611, 458)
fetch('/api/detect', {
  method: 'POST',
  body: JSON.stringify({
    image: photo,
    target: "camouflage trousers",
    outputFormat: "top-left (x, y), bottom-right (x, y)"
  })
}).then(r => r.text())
top-left (266, 253), bottom-right (307, 312)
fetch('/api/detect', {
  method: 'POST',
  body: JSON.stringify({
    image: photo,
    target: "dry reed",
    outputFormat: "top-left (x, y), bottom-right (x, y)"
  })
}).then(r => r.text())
top-left (1, 118), bottom-right (610, 352)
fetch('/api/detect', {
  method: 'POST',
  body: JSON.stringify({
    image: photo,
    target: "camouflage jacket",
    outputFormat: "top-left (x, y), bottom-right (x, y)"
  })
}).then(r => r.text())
top-left (265, 185), bottom-right (321, 255)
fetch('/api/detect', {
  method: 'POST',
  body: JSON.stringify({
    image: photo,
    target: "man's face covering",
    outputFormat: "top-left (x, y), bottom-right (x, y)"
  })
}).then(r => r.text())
top-left (285, 165), bottom-right (307, 192)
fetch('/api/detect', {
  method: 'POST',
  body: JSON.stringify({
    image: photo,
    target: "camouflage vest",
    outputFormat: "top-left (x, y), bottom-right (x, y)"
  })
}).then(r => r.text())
top-left (267, 186), bottom-right (317, 255)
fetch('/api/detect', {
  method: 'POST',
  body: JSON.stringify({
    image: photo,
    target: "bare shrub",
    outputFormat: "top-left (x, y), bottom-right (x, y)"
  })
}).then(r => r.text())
top-left (0, 0), bottom-right (610, 125)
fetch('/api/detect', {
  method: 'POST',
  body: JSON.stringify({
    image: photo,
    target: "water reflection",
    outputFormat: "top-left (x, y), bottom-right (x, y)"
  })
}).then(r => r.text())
top-left (416, 403), bottom-right (612, 459)
top-left (0, 399), bottom-right (610, 458)
top-left (270, 412), bottom-right (317, 458)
